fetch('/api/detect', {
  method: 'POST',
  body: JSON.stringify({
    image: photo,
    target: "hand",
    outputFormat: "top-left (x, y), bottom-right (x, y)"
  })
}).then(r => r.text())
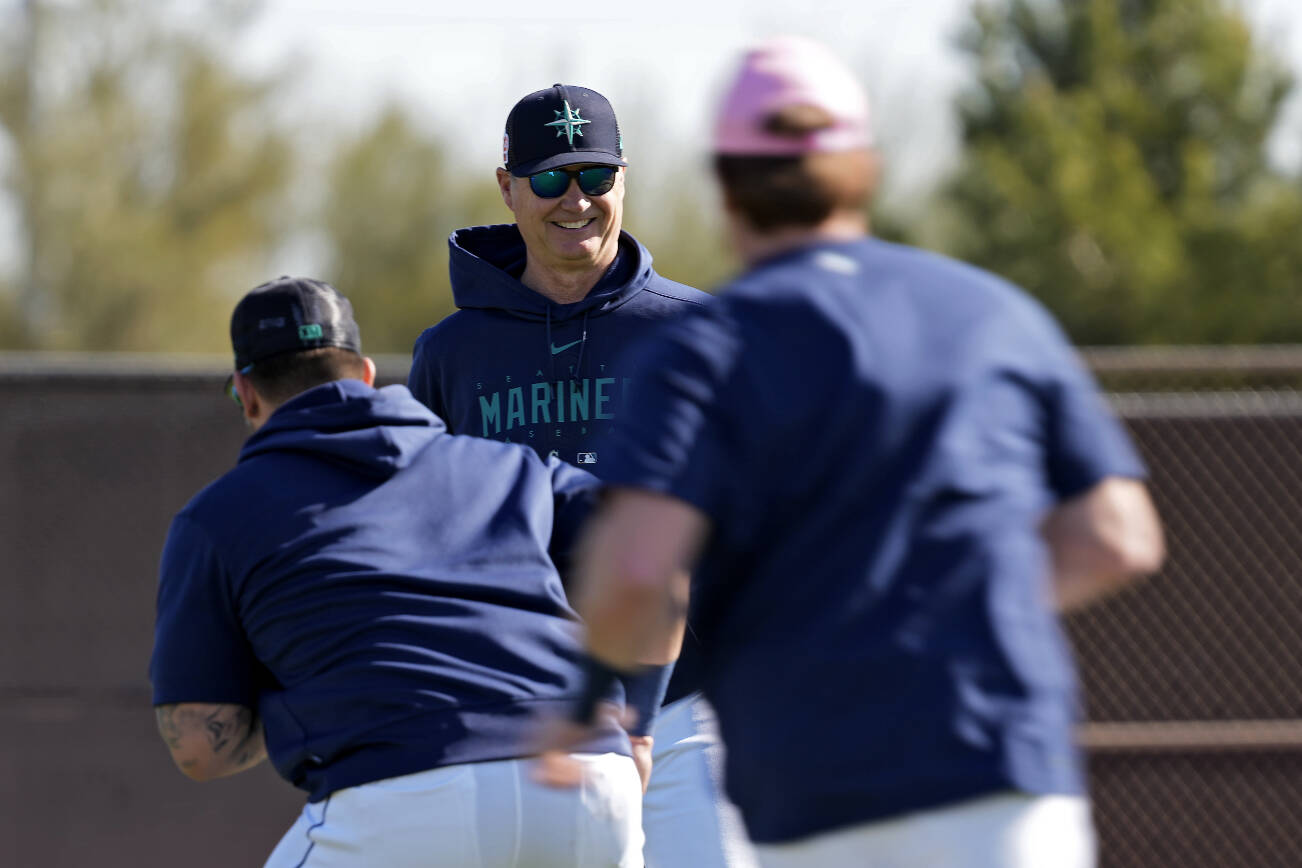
top-left (629, 734), bottom-right (654, 794)
top-left (531, 702), bottom-right (631, 790)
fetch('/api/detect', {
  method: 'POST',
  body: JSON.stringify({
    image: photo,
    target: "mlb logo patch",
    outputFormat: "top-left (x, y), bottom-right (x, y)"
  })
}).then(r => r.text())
top-left (577, 452), bottom-right (597, 465)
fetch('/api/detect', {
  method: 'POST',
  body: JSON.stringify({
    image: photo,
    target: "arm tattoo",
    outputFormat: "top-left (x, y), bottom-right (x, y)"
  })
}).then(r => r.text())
top-left (203, 706), bottom-right (236, 753)
top-left (156, 704), bottom-right (184, 749)
top-left (155, 703), bottom-right (264, 773)
top-left (217, 706), bottom-right (262, 767)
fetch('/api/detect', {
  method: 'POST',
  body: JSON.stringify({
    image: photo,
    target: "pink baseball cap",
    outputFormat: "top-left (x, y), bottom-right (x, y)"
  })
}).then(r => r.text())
top-left (713, 36), bottom-right (873, 156)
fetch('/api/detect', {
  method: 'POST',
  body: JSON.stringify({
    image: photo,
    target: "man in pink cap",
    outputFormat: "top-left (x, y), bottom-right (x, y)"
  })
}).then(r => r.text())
top-left (552, 36), bottom-right (1165, 866)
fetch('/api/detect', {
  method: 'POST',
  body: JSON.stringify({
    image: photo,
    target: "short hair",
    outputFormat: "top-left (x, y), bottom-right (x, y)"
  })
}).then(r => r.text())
top-left (714, 104), bottom-right (876, 232)
top-left (245, 347), bottom-right (367, 406)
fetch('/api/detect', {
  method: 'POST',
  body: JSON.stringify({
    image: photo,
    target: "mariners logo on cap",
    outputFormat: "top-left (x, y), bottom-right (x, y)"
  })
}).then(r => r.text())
top-left (503, 84), bottom-right (625, 176)
top-left (544, 100), bottom-right (590, 146)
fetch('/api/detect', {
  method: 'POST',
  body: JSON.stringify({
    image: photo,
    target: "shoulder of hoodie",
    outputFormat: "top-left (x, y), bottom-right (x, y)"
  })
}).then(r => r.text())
top-left (168, 418), bottom-right (331, 540)
top-left (703, 237), bottom-right (1071, 367)
top-left (171, 383), bottom-right (435, 533)
top-left (166, 457), bottom-right (261, 553)
top-left (634, 270), bottom-right (712, 310)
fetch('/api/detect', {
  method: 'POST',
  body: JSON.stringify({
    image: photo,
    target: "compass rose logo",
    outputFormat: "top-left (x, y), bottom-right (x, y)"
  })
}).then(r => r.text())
top-left (544, 100), bottom-right (591, 146)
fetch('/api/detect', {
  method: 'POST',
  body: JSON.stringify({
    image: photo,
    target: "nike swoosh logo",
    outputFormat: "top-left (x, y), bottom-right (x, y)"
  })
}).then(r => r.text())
top-left (550, 339), bottom-right (582, 355)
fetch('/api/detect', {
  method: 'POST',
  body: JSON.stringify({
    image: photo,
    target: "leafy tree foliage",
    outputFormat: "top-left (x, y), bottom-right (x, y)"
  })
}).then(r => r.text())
top-left (4, 0), bottom-right (1298, 352)
top-left (0, 0), bottom-right (291, 351)
top-left (937, 0), bottom-right (1302, 344)
top-left (319, 107), bottom-right (506, 355)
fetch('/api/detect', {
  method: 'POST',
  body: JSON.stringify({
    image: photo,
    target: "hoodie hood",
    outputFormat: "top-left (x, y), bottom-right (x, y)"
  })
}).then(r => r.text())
top-left (448, 224), bottom-right (656, 322)
top-left (239, 380), bottom-right (443, 479)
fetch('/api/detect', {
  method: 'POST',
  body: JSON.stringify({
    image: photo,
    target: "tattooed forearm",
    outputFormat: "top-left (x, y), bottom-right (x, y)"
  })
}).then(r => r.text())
top-left (221, 707), bottom-right (265, 770)
top-left (154, 702), bottom-right (267, 781)
top-left (156, 705), bottom-right (184, 749)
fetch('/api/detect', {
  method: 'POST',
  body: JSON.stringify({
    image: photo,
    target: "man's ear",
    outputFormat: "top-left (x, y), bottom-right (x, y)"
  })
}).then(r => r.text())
top-left (233, 372), bottom-right (262, 427)
top-left (361, 356), bottom-right (377, 387)
top-left (496, 167), bottom-right (514, 211)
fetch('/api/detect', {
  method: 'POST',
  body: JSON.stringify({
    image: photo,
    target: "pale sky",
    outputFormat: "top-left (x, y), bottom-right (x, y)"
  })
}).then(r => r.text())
top-left (230, 0), bottom-right (986, 273)
top-left (238, 0), bottom-right (1302, 188)
top-left (237, 0), bottom-right (978, 198)
top-left (2, 0), bottom-right (1301, 278)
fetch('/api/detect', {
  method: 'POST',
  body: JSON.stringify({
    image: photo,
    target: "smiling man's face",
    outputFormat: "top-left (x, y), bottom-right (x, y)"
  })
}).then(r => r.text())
top-left (498, 164), bottom-right (625, 280)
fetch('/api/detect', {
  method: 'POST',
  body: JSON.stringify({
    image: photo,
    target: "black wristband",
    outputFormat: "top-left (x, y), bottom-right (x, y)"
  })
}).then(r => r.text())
top-left (571, 656), bottom-right (637, 726)
top-left (620, 662), bottom-right (675, 736)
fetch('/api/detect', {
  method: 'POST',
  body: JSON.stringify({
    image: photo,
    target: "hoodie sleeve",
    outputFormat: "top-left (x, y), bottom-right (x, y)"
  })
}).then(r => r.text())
top-left (150, 514), bottom-right (261, 707)
top-left (407, 330), bottom-right (449, 422)
top-left (1028, 311), bottom-right (1148, 498)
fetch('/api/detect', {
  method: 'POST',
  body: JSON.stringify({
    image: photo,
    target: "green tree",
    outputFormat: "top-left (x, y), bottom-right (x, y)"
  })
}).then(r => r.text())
top-left (623, 185), bottom-right (733, 294)
top-left (936, 0), bottom-right (1302, 344)
top-left (0, 285), bottom-right (28, 348)
top-left (320, 106), bottom-right (507, 355)
top-left (0, 0), bottom-right (291, 351)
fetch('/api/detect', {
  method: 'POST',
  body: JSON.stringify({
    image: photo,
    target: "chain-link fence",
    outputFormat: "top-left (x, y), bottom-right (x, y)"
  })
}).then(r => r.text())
top-left (1072, 347), bottom-right (1302, 868)
top-left (2, 349), bottom-right (1299, 866)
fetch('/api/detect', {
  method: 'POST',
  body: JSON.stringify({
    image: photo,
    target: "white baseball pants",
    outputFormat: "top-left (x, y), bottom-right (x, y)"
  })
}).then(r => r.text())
top-left (643, 693), bottom-right (759, 868)
top-left (263, 753), bottom-right (643, 867)
top-left (753, 792), bottom-right (1095, 868)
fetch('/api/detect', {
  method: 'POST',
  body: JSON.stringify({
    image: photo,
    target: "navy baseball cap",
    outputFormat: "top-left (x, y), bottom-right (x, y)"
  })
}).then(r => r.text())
top-left (503, 84), bottom-right (627, 176)
top-left (230, 277), bottom-right (362, 370)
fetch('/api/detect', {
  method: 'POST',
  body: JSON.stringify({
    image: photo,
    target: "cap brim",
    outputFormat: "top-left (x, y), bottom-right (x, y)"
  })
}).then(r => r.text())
top-left (510, 151), bottom-right (628, 176)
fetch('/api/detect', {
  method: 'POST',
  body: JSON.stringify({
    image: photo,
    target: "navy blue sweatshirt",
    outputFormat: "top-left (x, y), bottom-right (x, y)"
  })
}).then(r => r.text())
top-left (601, 238), bottom-right (1148, 842)
top-left (150, 380), bottom-right (627, 802)
top-left (408, 224), bottom-right (709, 468)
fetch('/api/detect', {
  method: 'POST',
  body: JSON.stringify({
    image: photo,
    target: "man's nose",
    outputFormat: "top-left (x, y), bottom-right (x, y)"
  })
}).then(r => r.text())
top-left (559, 179), bottom-right (591, 210)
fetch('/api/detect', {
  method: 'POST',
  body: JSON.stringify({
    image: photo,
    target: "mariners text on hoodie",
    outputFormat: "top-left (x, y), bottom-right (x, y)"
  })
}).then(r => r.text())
top-left (408, 225), bottom-right (709, 469)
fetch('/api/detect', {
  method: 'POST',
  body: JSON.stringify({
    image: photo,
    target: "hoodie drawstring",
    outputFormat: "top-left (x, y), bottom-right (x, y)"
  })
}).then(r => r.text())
top-left (546, 305), bottom-right (591, 383)
top-left (573, 310), bottom-right (590, 382)
top-left (546, 305), bottom-right (555, 382)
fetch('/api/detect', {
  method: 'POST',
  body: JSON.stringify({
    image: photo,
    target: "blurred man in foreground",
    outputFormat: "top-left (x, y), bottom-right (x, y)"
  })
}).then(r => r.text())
top-left (560, 37), bottom-right (1165, 867)
top-left (150, 277), bottom-right (642, 867)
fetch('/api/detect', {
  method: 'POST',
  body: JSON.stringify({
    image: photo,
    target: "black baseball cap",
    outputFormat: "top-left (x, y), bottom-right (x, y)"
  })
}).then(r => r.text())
top-left (503, 84), bottom-right (627, 176)
top-left (230, 277), bottom-right (362, 370)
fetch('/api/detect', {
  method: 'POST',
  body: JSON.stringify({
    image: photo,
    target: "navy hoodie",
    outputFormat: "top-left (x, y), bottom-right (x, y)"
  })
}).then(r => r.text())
top-left (149, 380), bottom-right (627, 802)
top-left (408, 224), bottom-right (709, 468)
top-left (599, 238), bottom-right (1148, 842)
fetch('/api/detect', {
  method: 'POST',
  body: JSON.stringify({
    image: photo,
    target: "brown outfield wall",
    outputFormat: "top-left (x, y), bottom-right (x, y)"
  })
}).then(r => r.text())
top-left (0, 354), bottom-right (411, 868)
top-left (2, 353), bottom-right (1301, 867)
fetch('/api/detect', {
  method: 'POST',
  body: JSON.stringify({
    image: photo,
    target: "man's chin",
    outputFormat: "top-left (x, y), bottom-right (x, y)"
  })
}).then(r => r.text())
top-left (550, 240), bottom-right (613, 268)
